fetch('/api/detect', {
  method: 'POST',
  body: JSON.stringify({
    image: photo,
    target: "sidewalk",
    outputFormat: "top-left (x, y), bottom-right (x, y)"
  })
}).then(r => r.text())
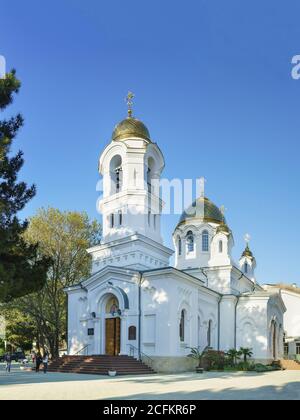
top-left (0, 364), bottom-right (300, 400)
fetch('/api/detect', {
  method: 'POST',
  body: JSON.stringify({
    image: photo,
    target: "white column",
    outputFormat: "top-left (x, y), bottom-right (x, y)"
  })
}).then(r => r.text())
top-left (119, 315), bottom-right (128, 355)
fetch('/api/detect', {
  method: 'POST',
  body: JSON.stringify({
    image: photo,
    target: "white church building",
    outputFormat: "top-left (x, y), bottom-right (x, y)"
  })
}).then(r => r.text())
top-left (66, 99), bottom-right (286, 372)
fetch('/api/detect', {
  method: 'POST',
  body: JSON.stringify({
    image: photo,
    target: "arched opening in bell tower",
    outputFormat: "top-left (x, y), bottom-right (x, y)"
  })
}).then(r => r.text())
top-left (110, 154), bottom-right (123, 194)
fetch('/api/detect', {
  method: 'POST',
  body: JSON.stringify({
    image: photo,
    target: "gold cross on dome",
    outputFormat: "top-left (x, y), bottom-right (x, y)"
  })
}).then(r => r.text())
top-left (244, 233), bottom-right (251, 245)
top-left (220, 205), bottom-right (227, 223)
top-left (220, 205), bottom-right (226, 217)
top-left (126, 91), bottom-right (135, 117)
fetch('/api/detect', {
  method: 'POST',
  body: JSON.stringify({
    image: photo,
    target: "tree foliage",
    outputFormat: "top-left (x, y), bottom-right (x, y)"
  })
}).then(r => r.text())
top-left (4, 208), bottom-right (101, 357)
top-left (0, 70), bottom-right (50, 302)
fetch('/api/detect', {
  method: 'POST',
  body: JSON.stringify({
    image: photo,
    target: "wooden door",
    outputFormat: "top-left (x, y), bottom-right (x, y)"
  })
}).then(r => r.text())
top-left (105, 318), bottom-right (121, 355)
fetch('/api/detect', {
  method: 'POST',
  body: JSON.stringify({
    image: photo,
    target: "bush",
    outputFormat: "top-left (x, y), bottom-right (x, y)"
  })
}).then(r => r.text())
top-left (253, 363), bottom-right (279, 373)
top-left (203, 350), bottom-right (226, 371)
top-left (236, 362), bottom-right (251, 371)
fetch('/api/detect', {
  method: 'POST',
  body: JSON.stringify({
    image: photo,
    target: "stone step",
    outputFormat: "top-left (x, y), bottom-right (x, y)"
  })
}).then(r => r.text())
top-left (48, 355), bottom-right (155, 376)
top-left (280, 359), bottom-right (300, 370)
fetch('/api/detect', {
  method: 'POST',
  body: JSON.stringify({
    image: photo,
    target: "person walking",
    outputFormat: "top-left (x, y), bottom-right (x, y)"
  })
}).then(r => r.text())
top-left (5, 353), bottom-right (12, 373)
top-left (43, 352), bottom-right (49, 374)
top-left (35, 352), bottom-right (42, 373)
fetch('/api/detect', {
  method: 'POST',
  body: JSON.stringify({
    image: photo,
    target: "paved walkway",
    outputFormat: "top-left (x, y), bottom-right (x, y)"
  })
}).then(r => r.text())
top-left (0, 363), bottom-right (300, 400)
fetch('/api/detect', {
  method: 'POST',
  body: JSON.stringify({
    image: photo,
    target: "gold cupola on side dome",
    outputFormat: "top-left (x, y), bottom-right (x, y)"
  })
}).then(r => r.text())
top-left (112, 92), bottom-right (151, 142)
top-left (177, 196), bottom-right (225, 227)
top-left (242, 244), bottom-right (254, 259)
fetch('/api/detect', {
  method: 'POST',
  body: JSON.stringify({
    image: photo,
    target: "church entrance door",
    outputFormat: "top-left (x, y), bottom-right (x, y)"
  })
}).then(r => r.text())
top-left (105, 318), bottom-right (121, 356)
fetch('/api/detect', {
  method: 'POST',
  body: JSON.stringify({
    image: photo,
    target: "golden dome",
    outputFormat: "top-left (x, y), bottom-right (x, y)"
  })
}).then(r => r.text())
top-left (112, 117), bottom-right (151, 142)
top-left (178, 197), bottom-right (225, 226)
top-left (242, 244), bottom-right (254, 259)
top-left (216, 223), bottom-right (231, 235)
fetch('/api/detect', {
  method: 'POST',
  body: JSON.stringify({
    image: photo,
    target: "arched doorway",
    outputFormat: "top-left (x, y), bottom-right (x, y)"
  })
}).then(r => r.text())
top-left (104, 295), bottom-right (121, 356)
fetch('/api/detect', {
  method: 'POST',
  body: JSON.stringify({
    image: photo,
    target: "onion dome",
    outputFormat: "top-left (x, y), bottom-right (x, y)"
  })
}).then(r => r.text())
top-left (112, 117), bottom-right (151, 142)
top-left (177, 196), bottom-right (225, 227)
top-left (242, 244), bottom-right (254, 259)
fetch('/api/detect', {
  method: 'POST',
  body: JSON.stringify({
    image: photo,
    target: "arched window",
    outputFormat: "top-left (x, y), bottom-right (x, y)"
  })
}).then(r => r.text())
top-left (178, 237), bottom-right (182, 256)
top-left (244, 262), bottom-right (248, 274)
top-left (219, 240), bottom-right (223, 253)
top-left (179, 310), bottom-right (185, 342)
top-left (148, 211), bottom-right (151, 226)
top-left (186, 231), bottom-right (194, 253)
top-left (128, 326), bottom-right (137, 341)
top-left (202, 230), bottom-right (209, 252)
top-left (118, 210), bottom-right (122, 226)
top-left (154, 214), bottom-right (156, 230)
top-left (207, 320), bottom-right (212, 347)
top-left (110, 155), bottom-right (122, 194)
top-left (110, 214), bottom-right (114, 228)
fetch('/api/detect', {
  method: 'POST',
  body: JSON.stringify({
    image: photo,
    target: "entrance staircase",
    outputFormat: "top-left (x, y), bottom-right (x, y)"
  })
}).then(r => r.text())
top-left (280, 359), bottom-right (300, 370)
top-left (48, 355), bottom-right (155, 376)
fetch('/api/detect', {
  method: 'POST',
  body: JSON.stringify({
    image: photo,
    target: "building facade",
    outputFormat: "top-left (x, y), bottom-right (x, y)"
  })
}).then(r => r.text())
top-left (263, 284), bottom-right (300, 360)
top-left (66, 105), bottom-right (286, 372)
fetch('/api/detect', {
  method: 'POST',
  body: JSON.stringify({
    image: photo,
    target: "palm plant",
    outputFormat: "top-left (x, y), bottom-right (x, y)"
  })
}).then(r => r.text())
top-left (187, 346), bottom-right (209, 368)
top-left (239, 347), bottom-right (253, 363)
top-left (226, 349), bottom-right (241, 366)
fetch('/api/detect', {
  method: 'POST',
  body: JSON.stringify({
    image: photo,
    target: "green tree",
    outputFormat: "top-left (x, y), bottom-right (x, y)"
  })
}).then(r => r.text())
top-left (4, 208), bottom-right (101, 357)
top-left (3, 308), bottom-right (36, 351)
top-left (226, 348), bottom-right (242, 366)
top-left (0, 70), bottom-right (49, 302)
top-left (239, 347), bottom-right (253, 363)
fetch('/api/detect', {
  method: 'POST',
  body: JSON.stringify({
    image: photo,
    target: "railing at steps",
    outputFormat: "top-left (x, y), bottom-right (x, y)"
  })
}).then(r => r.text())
top-left (127, 344), bottom-right (154, 370)
top-left (73, 344), bottom-right (89, 356)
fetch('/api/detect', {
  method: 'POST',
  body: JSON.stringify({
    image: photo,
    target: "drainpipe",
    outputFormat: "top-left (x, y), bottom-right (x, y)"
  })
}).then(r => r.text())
top-left (200, 268), bottom-right (208, 287)
top-left (138, 272), bottom-right (143, 361)
top-left (217, 296), bottom-right (223, 351)
top-left (234, 296), bottom-right (240, 349)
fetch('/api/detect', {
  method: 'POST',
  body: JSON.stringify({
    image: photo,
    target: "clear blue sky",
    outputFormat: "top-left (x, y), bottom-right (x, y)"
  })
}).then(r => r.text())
top-left (1, 0), bottom-right (300, 285)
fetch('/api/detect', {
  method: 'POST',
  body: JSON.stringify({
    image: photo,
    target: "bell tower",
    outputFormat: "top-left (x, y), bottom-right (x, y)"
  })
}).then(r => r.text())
top-left (239, 234), bottom-right (256, 283)
top-left (89, 93), bottom-right (173, 271)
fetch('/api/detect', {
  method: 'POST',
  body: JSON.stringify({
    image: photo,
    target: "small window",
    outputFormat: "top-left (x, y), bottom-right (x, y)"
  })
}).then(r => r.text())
top-left (219, 240), bottom-right (223, 253)
top-left (110, 214), bottom-right (114, 228)
top-left (148, 211), bottom-right (151, 226)
top-left (186, 231), bottom-right (194, 253)
top-left (296, 343), bottom-right (300, 355)
top-left (178, 237), bottom-right (182, 256)
top-left (119, 210), bottom-right (122, 226)
top-left (179, 310), bottom-right (185, 342)
top-left (128, 326), bottom-right (137, 341)
top-left (154, 214), bottom-right (156, 229)
top-left (244, 262), bottom-right (248, 274)
top-left (202, 230), bottom-right (209, 252)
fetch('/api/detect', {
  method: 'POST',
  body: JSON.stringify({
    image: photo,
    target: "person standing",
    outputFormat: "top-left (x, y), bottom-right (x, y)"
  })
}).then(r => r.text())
top-left (5, 353), bottom-right (12, 373)
top-left (43, 352), bottom-right (49, 374)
